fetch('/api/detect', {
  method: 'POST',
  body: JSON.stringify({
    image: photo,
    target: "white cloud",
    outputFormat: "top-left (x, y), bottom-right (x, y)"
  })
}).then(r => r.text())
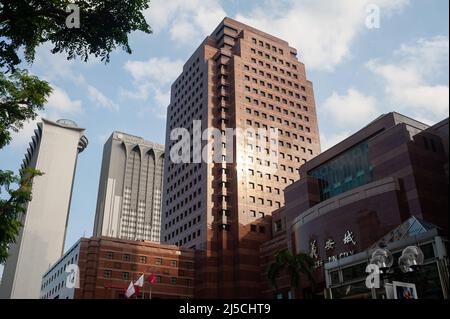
top-left (154, 88), bottom-right (171, 109)
top-left (31, 44), bottom-right (86, 85)
top-left (124, 57), bottom-right (183, 84)
top-left (46, 85), bottom-right (83, 114)
top-left (87, 86), bottom-right (119, 111)
top-left (235, 0), bottom-right (410, 71)
top-left (8, 86), bottom-right (83, 149)
top-left (366, 36), bottom-right (449, 122)
top-left (9, 116), bottom-right (42, 150)
top-left (120, 82), bottom-right (153, 101)
top-left (122, 56), bottom-right (182, 118)
top-left (320, 131), bottom-right (352, 152)
top-left (144, 0), bottom-right (226, 45)
top-left (153, 88), bottom-right (171, 119)
top-left (321, 88), bottom-right (380, 129)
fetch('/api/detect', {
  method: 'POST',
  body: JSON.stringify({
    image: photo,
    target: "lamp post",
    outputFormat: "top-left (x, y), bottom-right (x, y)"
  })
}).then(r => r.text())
top-left (368, 245), bottom-right (424, 299)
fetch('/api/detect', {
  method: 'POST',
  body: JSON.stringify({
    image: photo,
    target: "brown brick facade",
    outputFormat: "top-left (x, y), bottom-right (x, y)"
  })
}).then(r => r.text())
top-left (74, 237), bottom-right (195, 299)
top-left (162, 17), bottom-right (321, 298)
top-left (261, 113), bottom-right (449, 299)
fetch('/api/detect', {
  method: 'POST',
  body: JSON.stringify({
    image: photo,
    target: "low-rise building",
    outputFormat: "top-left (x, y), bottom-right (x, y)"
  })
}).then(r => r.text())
top-left (40, 237), bottom-right (195, 299)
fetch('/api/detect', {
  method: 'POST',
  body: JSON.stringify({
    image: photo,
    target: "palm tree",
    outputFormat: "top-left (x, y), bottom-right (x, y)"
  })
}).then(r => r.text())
top-left (267, 249), bottom-right (315, 299)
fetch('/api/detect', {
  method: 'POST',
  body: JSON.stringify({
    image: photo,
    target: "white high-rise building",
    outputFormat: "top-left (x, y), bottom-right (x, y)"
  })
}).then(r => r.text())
top-left (93, 132), bottom-right (164, 242)
top-left (0, 119), bottom-right (88, 299)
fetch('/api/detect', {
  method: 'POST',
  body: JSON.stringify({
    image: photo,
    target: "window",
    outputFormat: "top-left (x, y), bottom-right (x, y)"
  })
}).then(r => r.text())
top-left (122, 272), bottom-right (130, 280)
top-left (106, 252), bottom-right (114, 259)
top-left (139, 256), bottom-right (147, 264)
top-left (171, 277), bottom-right (177, 284)
top-left (123, 254), bottom-right (131, 262)
top-left (275, 220), bottom-right (283, 232)
top-left (171, 260), bottom-right (178, 267)
top-left (155, 258), bottom-right (162, 265)
top-left (104, 270), bottom-right (112, 278)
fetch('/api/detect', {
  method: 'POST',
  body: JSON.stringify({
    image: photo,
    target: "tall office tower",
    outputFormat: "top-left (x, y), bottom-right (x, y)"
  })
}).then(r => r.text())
top-left (161, 17), bottom-right (321, 298)
top-left (93, 132), bottom-right (164, 243)
top-left (0, 119), bottom-right (88, 299)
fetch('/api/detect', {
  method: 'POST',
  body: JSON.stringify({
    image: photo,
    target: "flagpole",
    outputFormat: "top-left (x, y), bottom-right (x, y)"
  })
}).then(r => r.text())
top-left (142, 275), bottom-right (145, 299)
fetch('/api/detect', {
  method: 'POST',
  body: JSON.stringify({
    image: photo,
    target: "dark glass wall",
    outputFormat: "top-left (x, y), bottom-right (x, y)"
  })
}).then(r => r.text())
top-left (309, 141), bottom-right (373, 201)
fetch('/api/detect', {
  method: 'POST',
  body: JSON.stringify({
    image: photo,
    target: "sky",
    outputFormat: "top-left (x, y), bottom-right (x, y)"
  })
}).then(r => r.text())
top-left (0, 0), bottom-right (449, 275)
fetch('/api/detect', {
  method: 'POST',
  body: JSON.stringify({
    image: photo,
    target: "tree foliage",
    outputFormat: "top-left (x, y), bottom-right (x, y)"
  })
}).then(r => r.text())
top-left (0, 168), bottom-right (43, 263)
top-left (267, 249), bottom-right (315, 298)
top-left (0, 0), bottom-right (152, 263)
top-left (0, 0), bottom-right (152, 72)
top-left (0, 69), bottom-right (52, 148)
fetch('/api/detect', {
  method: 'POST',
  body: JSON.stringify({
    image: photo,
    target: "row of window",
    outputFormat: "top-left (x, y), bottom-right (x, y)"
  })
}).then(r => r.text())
top-left (244, 96), bottom-right (312, 132)
top-left (248, 183), bottom-right (281, 194)
top-left (166, 228), bottom-right (201, 246)
top-left (41, 279), bottom-right (66, 299)
top-left (248, 196), bottom-right (282, 208)
top-left (245, 106), bottom-right (309, 131)
top-left (105, 252), bottom-right (177, 268)
top-left (249, 56), bottom-right (299, 80)
top-left (251, 37), bottom-right (285, 56)
top-left (42, 253), bottom-right (78, 289)
top-left (166, 214), bottom-right (201, 231)
top-left (167, 161), bottom-right (201, 181)
top-left (166, 184), bottom-right (201, 207)
top-left (247, 168), bottom-right (296, 185)
top-left (250, 47), bottom-right (297, 70)
top-left (245, 74), bottom-right (306, 95)
top-left (243, 63), bottom-right (301, 86)
top-left (244, 83), bottom-right (309, 115)
top-left (246, 143), bottom-right (309, 163)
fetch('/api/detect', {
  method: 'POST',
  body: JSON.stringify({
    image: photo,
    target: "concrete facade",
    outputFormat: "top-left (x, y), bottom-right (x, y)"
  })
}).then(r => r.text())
top-left (0, 119), bottom-right (87, 299)
top-left (93, 132), bottom-right (164, 243)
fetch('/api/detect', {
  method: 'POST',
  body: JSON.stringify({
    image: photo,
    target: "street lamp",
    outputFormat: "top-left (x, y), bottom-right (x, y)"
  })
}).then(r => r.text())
top-left (398, 246), bottom-right (425, 273)
top-left (370, 248), bottom-right (394, 273)
top-left (368, 245), bottom-right (424, 299)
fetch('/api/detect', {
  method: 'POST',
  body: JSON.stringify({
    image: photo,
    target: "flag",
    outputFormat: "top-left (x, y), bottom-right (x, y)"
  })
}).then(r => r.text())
top-left (148, 272), bottom-right (156, 284)
top-left (134, 274), bottom-right (145, 287)
top-left (125, 281), bottom-right (136, 298)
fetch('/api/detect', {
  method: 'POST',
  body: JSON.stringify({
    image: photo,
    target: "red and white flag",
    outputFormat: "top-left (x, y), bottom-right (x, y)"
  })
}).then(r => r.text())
top-left (134, 274), bottom-right (145, 287)
top-left (148, 272), bottom-right (156, 284)
top-left (125, 281), bottom-right (136, 298)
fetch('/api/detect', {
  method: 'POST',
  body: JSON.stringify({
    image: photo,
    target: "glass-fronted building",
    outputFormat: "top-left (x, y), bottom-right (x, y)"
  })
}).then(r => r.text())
top-left (309, 140), bottom-right (374, 201)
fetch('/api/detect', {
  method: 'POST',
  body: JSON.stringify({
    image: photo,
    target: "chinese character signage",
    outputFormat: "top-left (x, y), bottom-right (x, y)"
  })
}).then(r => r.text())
top-left (309, 230), bottom-right (358, 269)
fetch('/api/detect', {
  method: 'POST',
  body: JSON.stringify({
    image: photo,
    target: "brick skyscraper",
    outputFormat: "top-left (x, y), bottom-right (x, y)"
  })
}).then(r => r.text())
top-left (161, 18), bottom-right (321, 298)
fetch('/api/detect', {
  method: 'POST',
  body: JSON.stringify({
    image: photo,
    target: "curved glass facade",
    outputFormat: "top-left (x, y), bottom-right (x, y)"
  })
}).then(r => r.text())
top-left (309, 141), bottom-right (373, 201)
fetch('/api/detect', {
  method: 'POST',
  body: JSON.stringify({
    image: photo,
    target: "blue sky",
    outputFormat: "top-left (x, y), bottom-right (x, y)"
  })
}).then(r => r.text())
top-left (0, 0), bottom-right (448, 274)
